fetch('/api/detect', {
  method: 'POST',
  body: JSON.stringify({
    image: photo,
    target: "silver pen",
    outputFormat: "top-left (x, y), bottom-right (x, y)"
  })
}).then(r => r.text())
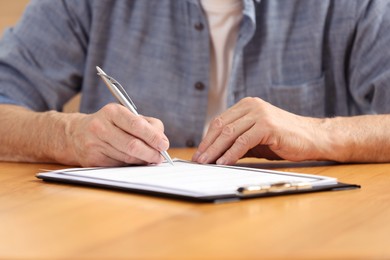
top-left (96, 66), bottom-right (174, 166)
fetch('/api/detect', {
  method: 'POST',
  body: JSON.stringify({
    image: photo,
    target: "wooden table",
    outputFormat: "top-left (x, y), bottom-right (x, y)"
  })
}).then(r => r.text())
top-left (1, 148), bottom-right (390, 259)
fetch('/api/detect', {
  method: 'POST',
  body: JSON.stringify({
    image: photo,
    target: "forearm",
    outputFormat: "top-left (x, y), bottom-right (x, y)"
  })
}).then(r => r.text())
top-left (0, 104), bottom-right (82, 164)
top-left (194, 97), bottom-right (390, 165)
top-left (319, 115), bottom-right (390, 163)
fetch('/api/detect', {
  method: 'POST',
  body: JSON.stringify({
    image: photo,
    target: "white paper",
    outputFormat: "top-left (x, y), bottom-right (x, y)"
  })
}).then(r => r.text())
top-left (37, 160), bottom-right (337, 198)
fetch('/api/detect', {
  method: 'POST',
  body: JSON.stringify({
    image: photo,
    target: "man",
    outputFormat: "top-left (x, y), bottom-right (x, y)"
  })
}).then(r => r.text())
top-left (0, 0), bottom-right (390, 167)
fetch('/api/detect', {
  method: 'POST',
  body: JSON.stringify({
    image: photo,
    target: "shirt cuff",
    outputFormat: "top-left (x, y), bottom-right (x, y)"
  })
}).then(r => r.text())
top-left (0, 95), bottom-right (26, 107)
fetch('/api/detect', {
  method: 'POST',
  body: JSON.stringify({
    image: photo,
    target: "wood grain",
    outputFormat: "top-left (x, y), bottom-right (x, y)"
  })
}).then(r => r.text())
top-left (1, 148), bottom-right (390, 259)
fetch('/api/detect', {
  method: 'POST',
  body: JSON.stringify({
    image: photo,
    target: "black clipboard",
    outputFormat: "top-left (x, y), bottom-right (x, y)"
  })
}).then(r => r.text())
top-left (36, 160), bottom-right (360, 203)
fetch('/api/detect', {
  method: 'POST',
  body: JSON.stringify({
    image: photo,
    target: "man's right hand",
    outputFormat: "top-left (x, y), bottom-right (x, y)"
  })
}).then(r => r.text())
top-left (63, 103), bottom-right (170, 166)
top-left (0, 104), bottom-right (169, 167)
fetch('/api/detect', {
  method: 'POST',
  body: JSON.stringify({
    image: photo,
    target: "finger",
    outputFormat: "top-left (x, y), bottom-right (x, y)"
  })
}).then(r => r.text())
top-left (193, 112), bottom-right (241, 162)
top-left (216, 125), bottom-right (263, 165)
top-left (98, 123), bottom-right (164, 164)
top-left (195, 115), bottom-right (256, 164)
top-left (110, 108), bottom-right (169, 152)
top-left (100, 143), bottom-right (149, 165)
top-left (192, 119), bottom-right (222, 162)
top-left (194, 100), bottom-right (254, 161)
top-left (76, 133), bottom-right (148, 166)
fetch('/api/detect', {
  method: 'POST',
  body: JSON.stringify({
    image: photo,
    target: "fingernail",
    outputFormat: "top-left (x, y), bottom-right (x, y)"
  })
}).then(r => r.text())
top-left (216, 157), bottom-right (226, 165)
top-left (192, 151), bottom-right (201, 161)
top-left (198, 153), bottom-right (209, 164)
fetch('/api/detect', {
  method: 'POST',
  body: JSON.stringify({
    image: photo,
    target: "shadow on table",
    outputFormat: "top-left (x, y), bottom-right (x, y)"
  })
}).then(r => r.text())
top-left (235, 161), bottom-right (339, 169)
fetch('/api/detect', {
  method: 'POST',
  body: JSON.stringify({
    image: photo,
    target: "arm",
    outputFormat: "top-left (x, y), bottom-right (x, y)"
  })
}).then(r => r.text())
top-left (194, 2), bottom-right (390, 165)
top-left (193, 97), bottom-right (390, 165)
top-left (0, 2), bottom-right (171, 166)
top-left (0, 104), bottom-right (169, 166)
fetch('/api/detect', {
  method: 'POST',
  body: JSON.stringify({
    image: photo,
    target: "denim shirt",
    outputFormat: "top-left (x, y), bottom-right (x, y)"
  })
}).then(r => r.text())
top-left (1, 0), bottom-right (390, 147)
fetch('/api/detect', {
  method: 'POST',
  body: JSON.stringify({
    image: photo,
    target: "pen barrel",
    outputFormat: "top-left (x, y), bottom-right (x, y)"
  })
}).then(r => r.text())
top-left (237, 182), bottom-right (312, 197)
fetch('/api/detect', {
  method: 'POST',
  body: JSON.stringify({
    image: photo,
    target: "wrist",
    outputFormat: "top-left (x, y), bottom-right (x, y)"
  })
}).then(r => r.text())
top-left (42, 111), bottom-right (84, 165)
top-left (315, 117), bottom-right (351, 162)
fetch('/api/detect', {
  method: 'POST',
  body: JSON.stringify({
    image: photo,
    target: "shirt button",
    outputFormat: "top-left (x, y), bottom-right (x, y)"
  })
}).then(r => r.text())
top-left (186, 140), bottom-right (195, 147)
top-left (194, 22), bottom-right (204, 31)
top-left (194, 82), bottom-right (205, 91)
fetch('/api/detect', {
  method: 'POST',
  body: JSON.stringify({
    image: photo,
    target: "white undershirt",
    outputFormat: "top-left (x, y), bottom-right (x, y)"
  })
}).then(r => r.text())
top-left (200, 0), bottom-right (243, 135)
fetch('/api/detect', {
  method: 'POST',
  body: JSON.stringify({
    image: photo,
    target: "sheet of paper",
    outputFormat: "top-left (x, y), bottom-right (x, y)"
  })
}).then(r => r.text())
top-left (40, 160), bottom-right (336, 197)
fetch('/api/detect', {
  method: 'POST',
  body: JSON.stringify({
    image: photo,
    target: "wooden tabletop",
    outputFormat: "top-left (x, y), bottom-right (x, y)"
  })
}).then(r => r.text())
top-left (1, 148), bottom-right (390, 259)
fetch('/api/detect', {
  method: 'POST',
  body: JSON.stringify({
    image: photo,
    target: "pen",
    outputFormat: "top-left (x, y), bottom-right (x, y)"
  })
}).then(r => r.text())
top-left (236, 181), bottom-right (312, 197)
top-left (96, 66), bottom-right (174, 166)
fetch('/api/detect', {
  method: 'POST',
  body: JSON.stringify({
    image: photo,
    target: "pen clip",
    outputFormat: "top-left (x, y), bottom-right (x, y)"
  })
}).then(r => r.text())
top-left (236, 181), bottom-right (312, 197)
top-left (97, 73), bottom-right (138, 111)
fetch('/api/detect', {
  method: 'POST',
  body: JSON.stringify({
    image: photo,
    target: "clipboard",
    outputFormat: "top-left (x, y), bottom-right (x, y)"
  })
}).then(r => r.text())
top-left (36, 160), bottom-right (360, 203)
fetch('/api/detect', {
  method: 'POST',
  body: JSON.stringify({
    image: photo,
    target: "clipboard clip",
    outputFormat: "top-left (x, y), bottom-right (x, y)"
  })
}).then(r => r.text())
top-left (236, 181), bottom-right (312, 197)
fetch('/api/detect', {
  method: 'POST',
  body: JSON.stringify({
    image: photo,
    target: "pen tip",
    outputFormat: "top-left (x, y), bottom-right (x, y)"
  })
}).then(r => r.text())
top-left (96, 66), bottom-right (104, 74)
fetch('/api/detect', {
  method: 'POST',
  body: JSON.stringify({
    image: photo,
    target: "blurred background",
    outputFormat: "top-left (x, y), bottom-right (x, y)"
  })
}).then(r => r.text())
top-left (0, 0), bottom-right (80, 112)
top-left (0, 0), bottom-right (29, 33)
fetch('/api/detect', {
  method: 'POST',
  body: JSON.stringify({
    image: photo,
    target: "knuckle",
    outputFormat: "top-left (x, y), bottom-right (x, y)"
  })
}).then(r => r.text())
top-left (241, 96), bottom-right (256, 105)
top-left (242, 96), bottom-right (264, 108)
top-left (103, 103), bottom-right (120, 115)
top-left (102, 103), bottom-right (131, 123)
top-left (221, 124), bottom-right (235, 138)
top-left (129, 117), bottom-right (146, 131)
top-left (148, 117), bottom-right (165, 131)
top-left (236, 134), bottom-right (250, 147)
top-left (210, 116), bottom-right (224, 130)
top-left (241, 96), bottom-right (253, 103)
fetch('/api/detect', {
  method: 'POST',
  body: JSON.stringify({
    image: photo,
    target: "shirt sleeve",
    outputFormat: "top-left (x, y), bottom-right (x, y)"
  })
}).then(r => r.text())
top-left (0, 0), bottom-right (91, 111)
top-left (348, 0), bottom-right (390, 115)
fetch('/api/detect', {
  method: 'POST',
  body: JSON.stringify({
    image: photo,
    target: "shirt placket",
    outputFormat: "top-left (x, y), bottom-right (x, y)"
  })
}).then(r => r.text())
top-left (227, 0), bottom-right (257, 106)
top-left (183, 0), bottom-right (211, 147)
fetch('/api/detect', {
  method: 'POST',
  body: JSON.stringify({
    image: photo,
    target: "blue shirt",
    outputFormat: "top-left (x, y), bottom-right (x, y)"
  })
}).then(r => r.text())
top-left (1, 0), bottom-right (390, 147)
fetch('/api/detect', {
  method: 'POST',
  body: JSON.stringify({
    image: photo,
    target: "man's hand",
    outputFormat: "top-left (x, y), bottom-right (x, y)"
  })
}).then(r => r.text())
top-left (0, 104), bottom-right (169, 167)
top-left (192, 97), bottom-right (331, 165)
top-left (62, 103), bottom-right (169, 166)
